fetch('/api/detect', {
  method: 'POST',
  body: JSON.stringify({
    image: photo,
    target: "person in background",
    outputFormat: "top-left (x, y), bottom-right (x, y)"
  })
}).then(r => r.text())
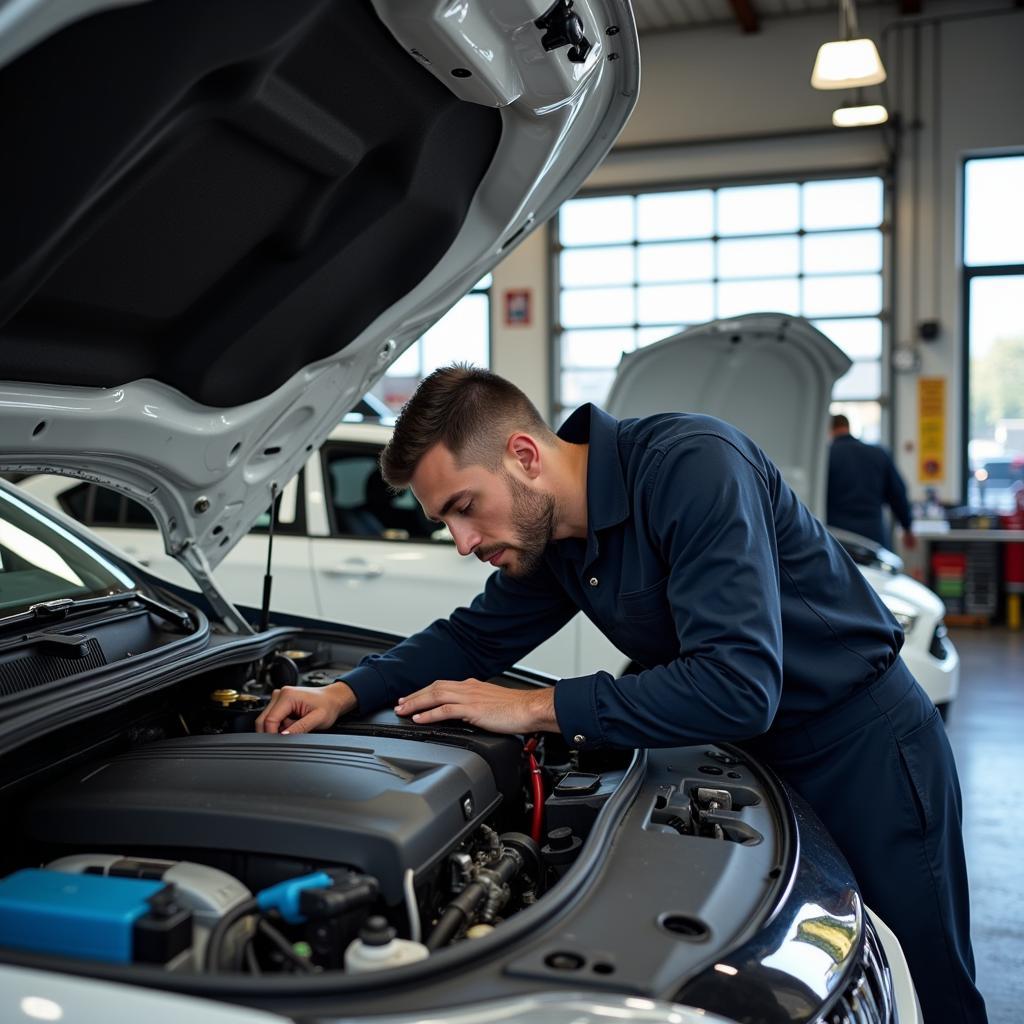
top-left (827, 413), bottom-right (916, 551)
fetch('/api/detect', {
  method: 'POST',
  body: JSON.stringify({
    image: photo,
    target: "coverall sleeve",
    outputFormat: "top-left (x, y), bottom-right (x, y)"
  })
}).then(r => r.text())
top-left (341, 561), bottom-right (579, 712)
top-left (883, 451), bottom-right (912, 532)
top-left (553, 435), bottom-right (784, 748)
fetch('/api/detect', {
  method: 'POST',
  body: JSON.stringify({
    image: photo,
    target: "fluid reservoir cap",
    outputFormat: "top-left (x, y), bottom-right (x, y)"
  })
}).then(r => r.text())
top-left (145, 886), bottom-right (181, 919)
top-left (210, 689), bottom-right (239, 706)
top-left (360, 915), bottom-right (396, 947)
top-left (546, 826), bottom-right (575, 851)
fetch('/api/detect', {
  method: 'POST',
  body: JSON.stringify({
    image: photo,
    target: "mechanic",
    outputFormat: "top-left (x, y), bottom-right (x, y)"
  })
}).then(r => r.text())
top-left (257, 366), bottom-right (986, 1024)
top-left (827, 412), bottom-right (916, 550)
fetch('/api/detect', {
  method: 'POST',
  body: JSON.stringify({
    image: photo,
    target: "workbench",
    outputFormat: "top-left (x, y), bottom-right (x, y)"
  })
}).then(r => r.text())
top-left (908, 524), bottom-right (1024, 627)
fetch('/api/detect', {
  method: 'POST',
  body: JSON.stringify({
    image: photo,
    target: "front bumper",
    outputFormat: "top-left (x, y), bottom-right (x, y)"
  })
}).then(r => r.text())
top-left (901, 624), bottom-right (959, 708)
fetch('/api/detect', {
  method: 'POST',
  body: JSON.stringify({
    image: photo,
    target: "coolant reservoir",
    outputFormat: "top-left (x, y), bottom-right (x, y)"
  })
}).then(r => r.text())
top-left (344, 916), bottom-right (429, 973)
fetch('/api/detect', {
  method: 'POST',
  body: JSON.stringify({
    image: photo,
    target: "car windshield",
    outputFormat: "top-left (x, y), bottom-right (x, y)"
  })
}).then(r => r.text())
top-left (0, 485), bottom-right (136, 617)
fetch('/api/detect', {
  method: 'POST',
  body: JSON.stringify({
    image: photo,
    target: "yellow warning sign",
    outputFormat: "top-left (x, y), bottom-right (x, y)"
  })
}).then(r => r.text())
top-left (918, 377), bottom-right (945, 483)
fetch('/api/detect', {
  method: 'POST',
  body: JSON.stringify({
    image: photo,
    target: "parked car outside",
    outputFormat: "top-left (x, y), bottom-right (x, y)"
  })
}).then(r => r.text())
top-left (967, 456), bottom-right (1024, 512)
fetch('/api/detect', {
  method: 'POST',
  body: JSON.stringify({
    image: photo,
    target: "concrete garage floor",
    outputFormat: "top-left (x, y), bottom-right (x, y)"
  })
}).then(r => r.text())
top-left (944, 627), bottom-right (1024, 1024)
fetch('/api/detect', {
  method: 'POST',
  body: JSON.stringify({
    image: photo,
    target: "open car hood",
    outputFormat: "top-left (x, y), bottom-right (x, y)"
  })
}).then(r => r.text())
top-left (604, 314), bottom-right (851, 519)
top-left (0, 0), bottom-right (638, 621)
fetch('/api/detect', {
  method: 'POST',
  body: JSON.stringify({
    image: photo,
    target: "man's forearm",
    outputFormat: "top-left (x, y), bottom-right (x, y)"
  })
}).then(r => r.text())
top-left (326, 680), bottom-right (359, 716)
top-left (526, 687), bottom-right (560, 732)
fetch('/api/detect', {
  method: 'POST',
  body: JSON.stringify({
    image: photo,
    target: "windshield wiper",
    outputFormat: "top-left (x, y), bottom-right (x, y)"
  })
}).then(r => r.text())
top-left (1, 591), bottom-right (195, 634)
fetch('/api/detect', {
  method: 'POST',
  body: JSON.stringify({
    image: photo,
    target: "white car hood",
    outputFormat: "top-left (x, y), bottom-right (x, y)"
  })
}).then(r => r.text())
top-left (0, 0), bottom-right (637, 619)
top-left (604, 314), bottom-right (851, 518)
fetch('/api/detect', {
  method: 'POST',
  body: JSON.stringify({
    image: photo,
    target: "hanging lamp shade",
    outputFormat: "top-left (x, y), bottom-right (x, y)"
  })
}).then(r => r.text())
top-left (832, 101), bottom-right (889, 127)
top-left (811, 37), bottom-right (887, 90)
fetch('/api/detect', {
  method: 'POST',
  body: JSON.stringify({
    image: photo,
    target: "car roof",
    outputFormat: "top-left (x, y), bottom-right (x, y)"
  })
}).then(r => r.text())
top-left (325, 422), bottom-right (393, 445)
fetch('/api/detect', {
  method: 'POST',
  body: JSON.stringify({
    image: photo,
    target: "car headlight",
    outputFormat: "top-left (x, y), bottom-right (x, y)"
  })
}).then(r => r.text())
top-left (880, 595), bottom-right (918, 635)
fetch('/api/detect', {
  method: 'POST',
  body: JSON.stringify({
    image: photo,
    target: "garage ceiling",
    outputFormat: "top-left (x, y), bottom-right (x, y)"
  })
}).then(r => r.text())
top-left (633, 0), bottom-right (924, 35)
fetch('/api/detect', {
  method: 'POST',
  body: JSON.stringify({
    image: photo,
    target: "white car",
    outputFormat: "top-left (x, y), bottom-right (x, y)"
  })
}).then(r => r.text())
top-left (16, 422), bottom-right (632, 681)
top-left (0, 2), bottom-right (919, 1020)
top-left (604, 313), bottom-right (959, 715)
top-left (19, 391), bottom-right (959, 714)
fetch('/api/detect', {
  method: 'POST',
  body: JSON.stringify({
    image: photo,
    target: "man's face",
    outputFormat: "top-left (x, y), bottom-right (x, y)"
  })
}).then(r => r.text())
top-left (410, 443), bottom-right (555, 578)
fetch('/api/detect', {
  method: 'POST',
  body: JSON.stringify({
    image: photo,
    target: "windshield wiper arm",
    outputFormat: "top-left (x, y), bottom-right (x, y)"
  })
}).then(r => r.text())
top-left (3, 591), bottom-right (196, 634)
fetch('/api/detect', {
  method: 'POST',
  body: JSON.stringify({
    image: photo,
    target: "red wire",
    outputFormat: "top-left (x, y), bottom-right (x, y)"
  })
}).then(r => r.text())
top-left (525, 737), bottom-right (543, 844)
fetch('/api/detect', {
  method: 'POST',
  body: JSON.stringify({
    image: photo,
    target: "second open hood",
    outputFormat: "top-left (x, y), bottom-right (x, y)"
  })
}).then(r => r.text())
top-left (604, 314), bottom-right (851, 519)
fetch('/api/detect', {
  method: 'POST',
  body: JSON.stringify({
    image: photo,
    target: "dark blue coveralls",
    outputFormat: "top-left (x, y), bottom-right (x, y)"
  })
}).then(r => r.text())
top-left (344, 405), bottom-right (986, 1023)
top-left (827, 432), bottom-right (913, 547)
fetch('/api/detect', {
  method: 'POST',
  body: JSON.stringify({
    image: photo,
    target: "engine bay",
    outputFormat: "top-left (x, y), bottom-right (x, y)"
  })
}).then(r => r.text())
top-left (0, 634), bottom-right (774, 981)
top-left (0, 637), bottom-right (621, 976)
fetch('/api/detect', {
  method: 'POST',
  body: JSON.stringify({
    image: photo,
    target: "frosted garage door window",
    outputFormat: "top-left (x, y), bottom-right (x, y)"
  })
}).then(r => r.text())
top-left (965, 156), bottom-right (1024, 267)
top-left (381, 276), bottom-right (491, 411)
top-left (555, 176), bottom-right (886, 429)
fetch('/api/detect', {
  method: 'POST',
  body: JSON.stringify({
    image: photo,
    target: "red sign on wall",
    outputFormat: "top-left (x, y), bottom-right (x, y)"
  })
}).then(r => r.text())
top-left (503, 288), bottom-right (532, 326)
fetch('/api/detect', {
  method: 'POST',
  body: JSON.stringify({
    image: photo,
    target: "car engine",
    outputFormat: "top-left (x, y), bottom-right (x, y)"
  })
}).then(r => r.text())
top-left (1, 661), bottom-right (618, 976)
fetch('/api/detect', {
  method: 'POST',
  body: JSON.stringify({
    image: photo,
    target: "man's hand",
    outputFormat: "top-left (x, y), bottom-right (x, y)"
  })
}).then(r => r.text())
top-left (395, 679), bottom-right (558, 734)
top-left (902, 529), bottom-right (918, 551)
top-left (255, 680), bottom-right (357, 735)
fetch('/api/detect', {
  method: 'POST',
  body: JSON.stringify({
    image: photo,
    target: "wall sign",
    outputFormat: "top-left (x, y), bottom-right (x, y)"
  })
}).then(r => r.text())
top-left (918, 376), bottom-right (946, 483)
top-left (503, 288), bottom-right (532, 326)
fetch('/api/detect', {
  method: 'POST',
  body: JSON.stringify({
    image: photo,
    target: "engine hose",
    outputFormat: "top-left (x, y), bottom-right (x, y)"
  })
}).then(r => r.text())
top-left (425, 881), bottom-right (488, 950)
top-left (205, 896), bottom-right (259, 973)
top-left (524, 737), bottom-right (544, 845)
top-left (527, 751), bottom-right (544, 844)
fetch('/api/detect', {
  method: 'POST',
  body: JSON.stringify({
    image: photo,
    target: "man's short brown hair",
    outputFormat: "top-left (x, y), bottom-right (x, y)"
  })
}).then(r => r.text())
top-left (380, 365), bottom-right (555, 488)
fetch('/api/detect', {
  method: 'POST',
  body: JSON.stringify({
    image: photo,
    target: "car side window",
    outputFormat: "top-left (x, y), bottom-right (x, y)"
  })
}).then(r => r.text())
top-left (58, 482), bottom-right (156, 529)
top-left (56, 476), bottom-right (305, 535)
top-left (91, 486), bottom-right (123, 526)
top-left (321, 446), bottom-right (447, 542)
top-left (250, 472), bottom-right (306, 536)
top-left (60, 482), bottom-right (91, 522)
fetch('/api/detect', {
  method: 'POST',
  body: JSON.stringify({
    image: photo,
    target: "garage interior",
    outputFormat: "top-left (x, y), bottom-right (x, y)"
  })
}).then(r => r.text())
top-left (378, 1), bottom-right (1023, 1017)
top-left (1, 0), bottom-right (1022, 1020)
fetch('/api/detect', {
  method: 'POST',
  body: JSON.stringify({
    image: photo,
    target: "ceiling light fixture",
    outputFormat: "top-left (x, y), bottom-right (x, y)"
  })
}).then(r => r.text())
top-left (832, 95), bottom-right (889, 127)
top-left (811, 0), bottom-right (887, 90)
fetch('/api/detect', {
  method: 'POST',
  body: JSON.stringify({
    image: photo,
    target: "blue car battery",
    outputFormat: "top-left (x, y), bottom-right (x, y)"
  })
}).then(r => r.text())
top-left (0, 868), bottom-right (192, 964)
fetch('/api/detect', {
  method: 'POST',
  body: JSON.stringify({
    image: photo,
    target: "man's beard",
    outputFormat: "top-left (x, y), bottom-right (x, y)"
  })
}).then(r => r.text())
top-left (497, 470), bottom-right (556, 577)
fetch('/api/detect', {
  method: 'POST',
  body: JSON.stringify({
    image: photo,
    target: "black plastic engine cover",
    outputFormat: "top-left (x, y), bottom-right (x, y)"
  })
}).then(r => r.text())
top-left (334, 709), bottom-right (525, 808)
top-left (25, 734), bottom-right (501, 903)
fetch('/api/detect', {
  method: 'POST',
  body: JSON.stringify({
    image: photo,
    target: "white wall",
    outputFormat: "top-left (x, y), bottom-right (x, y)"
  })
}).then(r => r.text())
top-left (490, 228), bottom-right (550, 415)
top-left (491, 0), bottom-right (1024, 500)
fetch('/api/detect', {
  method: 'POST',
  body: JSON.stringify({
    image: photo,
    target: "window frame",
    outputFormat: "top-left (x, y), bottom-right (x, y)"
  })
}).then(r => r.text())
top-left (318, 441), bottom-right (453, 546)
top-left (58, 482), bottom-right (153, 530)
top-left (959, 152), bottom-right (1024, 504)
top-left (57, 477), bottom-right (307, 536)
top-left (382, 277), bottom-right (493, 383)
top-left (549, 168), bottom-right (893, 442)
top-left (249, 470), bottom-right (308, 537)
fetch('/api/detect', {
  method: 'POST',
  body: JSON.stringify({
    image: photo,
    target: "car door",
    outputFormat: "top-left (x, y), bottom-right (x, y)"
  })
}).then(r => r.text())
top-left (309, 441), bottom-right (600, 678)
top-left (33, 476), bottom-right (318, 618)
top-left (205, 473), bottom-right (318, 618)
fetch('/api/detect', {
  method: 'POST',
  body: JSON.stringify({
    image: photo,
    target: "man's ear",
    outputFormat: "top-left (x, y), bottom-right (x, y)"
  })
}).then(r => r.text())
top-left (507, 433), bottom-right (542, 479)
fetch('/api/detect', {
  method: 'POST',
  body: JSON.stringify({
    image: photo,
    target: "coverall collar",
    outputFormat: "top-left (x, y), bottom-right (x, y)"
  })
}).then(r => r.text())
top-left (557, 404), bottom-right (629, 568)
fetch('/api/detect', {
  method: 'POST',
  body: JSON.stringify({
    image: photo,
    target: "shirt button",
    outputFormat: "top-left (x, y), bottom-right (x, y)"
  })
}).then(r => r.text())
top-left (573, 733), bottom-right (587, 745)
top-left (588, 577), bottom-right (599, 587)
